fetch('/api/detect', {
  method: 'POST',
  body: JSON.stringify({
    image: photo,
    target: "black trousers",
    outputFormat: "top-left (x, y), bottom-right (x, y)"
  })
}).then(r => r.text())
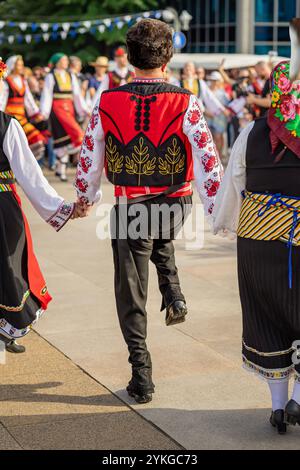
top-left (111, 195), bottom-right (192, 392)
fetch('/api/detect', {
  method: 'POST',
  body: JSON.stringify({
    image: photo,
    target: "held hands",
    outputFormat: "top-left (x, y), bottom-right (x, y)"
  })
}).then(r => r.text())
top-left (71, 200), bottom-right (93, 219)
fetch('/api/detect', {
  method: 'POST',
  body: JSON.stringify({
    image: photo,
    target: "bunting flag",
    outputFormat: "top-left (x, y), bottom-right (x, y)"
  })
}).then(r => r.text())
top-left (0, 10), bottom-right (163, 45)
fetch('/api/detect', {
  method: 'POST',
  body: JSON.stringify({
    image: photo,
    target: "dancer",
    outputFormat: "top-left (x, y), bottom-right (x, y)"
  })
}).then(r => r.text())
top-left (0, 57), bottom-right (84, 355)
top-left (76, 19), bottom-right (222, 404)
top-left (0, 55), bottom-right (46, 163)
top-left (91, 46), bottom-right (134, 106)
top-left (213, 19), bottom-right (300, 434)
top-left (40, 53), bottom-right (88, 181)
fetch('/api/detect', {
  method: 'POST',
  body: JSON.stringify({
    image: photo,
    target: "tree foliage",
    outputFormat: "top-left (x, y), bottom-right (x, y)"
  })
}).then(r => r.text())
top-left (0, 0), bottom-right (161, 65)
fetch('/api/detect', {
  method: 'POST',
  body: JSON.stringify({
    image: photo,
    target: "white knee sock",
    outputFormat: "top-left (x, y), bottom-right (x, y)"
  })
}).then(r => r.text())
top-left (292, 380), bottom-right (300, 405)
top-left (268, 380), bottom-right (289, 411)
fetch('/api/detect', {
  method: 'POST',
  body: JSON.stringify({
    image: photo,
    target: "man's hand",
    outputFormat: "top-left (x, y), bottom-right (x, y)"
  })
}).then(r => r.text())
top-left (71, 201), bottom-right (92, 219)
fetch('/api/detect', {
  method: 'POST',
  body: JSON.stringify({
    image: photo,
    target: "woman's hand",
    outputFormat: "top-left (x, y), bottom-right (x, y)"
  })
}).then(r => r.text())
top-left (71, 201), bottom-right (92, 219)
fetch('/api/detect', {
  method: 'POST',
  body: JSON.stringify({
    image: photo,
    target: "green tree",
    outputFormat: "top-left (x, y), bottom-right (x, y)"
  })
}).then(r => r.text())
top-left (0, 0), bottom-right (160, 65)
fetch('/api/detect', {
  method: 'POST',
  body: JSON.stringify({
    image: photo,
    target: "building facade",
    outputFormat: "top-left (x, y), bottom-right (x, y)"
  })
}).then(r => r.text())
top-left (169, 0), bottom-right (300, 55)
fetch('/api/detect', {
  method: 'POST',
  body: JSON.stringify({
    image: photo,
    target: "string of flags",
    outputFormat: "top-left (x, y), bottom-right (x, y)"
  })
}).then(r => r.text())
top-left (0, 10), bottom-right (163, 45)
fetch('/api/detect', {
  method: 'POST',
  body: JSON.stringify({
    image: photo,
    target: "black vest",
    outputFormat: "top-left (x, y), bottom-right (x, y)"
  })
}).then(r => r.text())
top-left (0, 112), bottom-right (12, 172)
top-left (246, 117), bottom-right (300, 197)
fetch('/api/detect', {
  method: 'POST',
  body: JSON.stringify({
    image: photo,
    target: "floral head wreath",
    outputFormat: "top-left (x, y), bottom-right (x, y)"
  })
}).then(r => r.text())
top-left (0, 57), bottom-right (7, 80)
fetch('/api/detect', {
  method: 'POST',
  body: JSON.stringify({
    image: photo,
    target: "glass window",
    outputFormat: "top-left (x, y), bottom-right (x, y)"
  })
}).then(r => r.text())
top-left (228, 45), bottom-right (236, 53)
top-left (255, 0), bottom-right (274, 22)
top-left (209, 27), bottom-right (215, 42)
top-left (199, 27), bottom-right (206, 42)
top-left (255, 26), bottom-right (273, 41)
top-left (278, 45), bottom-right (291, 57)
top-left (229, 0), bottom-right (237, 22)
top-left (209, 0), bottom-right (218, 24)
top-left (199, 0), bottom-right (207, 24)
top-left (219, 0), bottom-right (226, 23)
top-left (189, 26), bottom-right (197, 44)
top-left (255, 44), bottom-right (273, 54)
top-left (277, 27), bottom-right (290, 41)
top-left (229, 26), bottom-right (236, 41)
top-left (278, 0), bottom-right (296, 22)
top-left (219, 26), bottom-right (225, 41)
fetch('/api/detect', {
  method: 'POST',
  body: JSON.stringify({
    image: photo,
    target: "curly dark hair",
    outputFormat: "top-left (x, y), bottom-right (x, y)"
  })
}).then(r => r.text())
top-left (126, 19), bottom-right (173, 70)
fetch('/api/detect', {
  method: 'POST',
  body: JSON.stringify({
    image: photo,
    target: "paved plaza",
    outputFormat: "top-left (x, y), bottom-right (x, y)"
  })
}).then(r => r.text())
top-left (1, 170), bottom-right (300, 450)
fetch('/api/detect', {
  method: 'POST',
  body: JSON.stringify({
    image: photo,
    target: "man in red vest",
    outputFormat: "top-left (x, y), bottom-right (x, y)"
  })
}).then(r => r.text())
top-left (91, 46), bottom-right (134, 107)
top-left (76, 19), bottom-right (222, 404)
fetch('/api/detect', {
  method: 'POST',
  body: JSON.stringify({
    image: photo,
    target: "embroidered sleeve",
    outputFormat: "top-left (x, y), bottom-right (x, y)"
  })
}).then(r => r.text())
top-left (75, 102), bottom-right (105, 204)
top-left (3, 119), bottom-right (74, 231)
top-left (183, 94), bottom-right (223, 218)
top-left (24, 80), bottom-right (40, 118)
top-left (212, 122), bottom-right (254, 236)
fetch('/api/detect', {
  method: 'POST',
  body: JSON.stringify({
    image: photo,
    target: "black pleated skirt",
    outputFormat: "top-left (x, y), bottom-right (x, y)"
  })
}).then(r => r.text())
top-left (237, 236), bottom-right (300, 381)
top-left (0, 193), bottom-right (41, 340)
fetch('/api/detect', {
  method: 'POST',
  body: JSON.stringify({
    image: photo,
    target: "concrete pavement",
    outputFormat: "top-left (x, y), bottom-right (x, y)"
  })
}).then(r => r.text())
top-left (0, 331), bottom-right (180, 450)
top-left (4, 169), bottom-right (300, 450)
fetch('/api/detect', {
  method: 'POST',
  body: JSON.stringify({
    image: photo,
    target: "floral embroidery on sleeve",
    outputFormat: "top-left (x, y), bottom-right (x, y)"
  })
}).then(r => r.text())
top-left (183, 94), bottom-right (223, 216)
top-left (75, 103), bottom-right (105, 204)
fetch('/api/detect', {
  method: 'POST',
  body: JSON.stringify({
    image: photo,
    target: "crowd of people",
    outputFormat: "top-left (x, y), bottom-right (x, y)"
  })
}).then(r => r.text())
top-left (0, 46), bottom-right (273, 180)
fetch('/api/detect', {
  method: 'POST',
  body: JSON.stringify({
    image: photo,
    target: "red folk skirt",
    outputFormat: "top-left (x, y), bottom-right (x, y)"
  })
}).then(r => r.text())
top-left (51, 98), bottom-right (84, 151)
top-left (0, 181), bottom-right (51, 340)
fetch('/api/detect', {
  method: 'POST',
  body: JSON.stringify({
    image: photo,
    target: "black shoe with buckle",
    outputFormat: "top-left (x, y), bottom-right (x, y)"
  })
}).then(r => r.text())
top-left (270, 409), bottom-right (287, 434)
top-left (6, 340), bottom-right (26, 354)
top-left (285, 399), bottom-right (300, 426)
top-left (165, 300), bottom-right (187, 326)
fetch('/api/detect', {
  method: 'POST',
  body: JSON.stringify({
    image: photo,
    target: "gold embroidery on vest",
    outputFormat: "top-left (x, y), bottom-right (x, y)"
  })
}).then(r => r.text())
top-left (125, 137), bottom-right (156, 186)
top-left (105, 136), bottom-right (124, 183)
top-left (158, 138), bottom-right (185, 185)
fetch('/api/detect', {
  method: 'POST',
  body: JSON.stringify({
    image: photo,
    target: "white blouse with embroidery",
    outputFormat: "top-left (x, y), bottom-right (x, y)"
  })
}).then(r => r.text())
top-left (75, 89), bottom-right (223, 218)
top-left (0, 77), bottom-right (40, 116)
top-left (40, 70), bottom-right (89, 120)
top-left (212, 121), bottom-right (254, 235)
top-left (3, 118), bottom-right (74, 231)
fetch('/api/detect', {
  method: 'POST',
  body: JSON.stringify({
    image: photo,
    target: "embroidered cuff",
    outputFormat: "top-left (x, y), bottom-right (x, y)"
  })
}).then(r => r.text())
top-left (47, 201), bottom-right (74, 232)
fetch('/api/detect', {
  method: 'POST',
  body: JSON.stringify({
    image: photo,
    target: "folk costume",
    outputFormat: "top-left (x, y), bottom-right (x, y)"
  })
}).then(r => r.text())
top-left (0, 56), bottom-right (47, 162)
top-left (0, 112), bottom-right (74, 344)
top-left (91, 47), bottom-right (135, 108)
top-left (213, 20), bottom-right (300, 432)
top-left (40, 53), bottom-right (88, 181)
top-left (76, 77), bottom-right (222, 400)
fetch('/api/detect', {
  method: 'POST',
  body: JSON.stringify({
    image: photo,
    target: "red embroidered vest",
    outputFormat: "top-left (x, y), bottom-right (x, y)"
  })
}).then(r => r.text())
top-left (99, 81), bottom-right (194, 188)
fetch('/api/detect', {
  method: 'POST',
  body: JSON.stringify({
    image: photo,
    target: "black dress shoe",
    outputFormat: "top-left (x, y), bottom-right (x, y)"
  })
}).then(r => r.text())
top-left (126, 380), bottom-right (153, 404)
top-left (6, 340), bottom-right (26, 354)
top-left (165, 300), bottom-right (187, 326)
top-left (270, 409), bottom-right (287, 434)
top-left (285, 399), bottom-right (300, 426)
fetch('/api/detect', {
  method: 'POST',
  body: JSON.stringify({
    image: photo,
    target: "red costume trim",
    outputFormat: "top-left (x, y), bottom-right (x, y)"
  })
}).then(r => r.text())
top-left (11, 185), bottom-right (52, 310)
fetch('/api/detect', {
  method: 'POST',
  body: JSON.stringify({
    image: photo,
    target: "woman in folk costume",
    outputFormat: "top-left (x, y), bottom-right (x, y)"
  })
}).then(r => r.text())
top-left (0, 58), bottom-right (82, 354)
top-left (0, 55), bottom-right (47, 163)
top-left (40, 53), bottom-right (89, 182)
top-left (213, 19), bottom-right (300, 434)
